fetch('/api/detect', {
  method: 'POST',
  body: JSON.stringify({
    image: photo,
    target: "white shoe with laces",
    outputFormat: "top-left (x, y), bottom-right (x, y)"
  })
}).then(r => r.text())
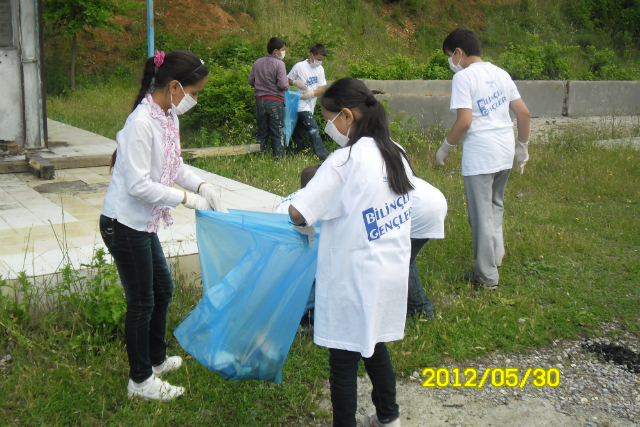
top-left (152, 356), bottom-right (183, 378)
top-left (364, 413), bottom-right (401, 427)
top-left (127, 375), bottom-right (184, 401)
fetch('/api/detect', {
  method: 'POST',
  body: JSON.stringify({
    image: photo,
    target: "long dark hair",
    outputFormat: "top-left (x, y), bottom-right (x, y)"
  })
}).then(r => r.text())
top-left (110, 50), bottom-right (209, 170)
top-left (321, 77), bottom-right (414, 195)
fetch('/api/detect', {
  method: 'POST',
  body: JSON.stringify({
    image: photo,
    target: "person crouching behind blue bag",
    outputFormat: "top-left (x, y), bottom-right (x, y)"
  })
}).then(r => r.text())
top-left (273, 164), bottom-right (321, 327)
top-left (289, 77), bottom-right (414, 427)
top-left (101, 49), bottom-right (228, 402)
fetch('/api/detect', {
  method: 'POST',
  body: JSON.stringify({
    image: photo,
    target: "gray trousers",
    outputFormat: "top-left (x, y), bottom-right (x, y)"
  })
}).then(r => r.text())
top-left (463, 169), bottom-right (511, 286)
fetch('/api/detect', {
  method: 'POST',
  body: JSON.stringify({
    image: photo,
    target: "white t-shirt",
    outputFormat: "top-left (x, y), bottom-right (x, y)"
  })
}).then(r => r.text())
top-left (410, 178), bottom-right (447, 239)
top-left (273, 190), bottom-right (298, 214)
top-left (450, 62), bottom-right (521, 176)
top-left (292, 138), bottom-right (413, 357)
top-left (287, 60), bottom-right (327, 113)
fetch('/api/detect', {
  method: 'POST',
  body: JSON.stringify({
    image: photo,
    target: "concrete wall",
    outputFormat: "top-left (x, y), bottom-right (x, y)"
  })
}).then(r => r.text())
top-left (0, 0), bottom-right (45, 149)
top-left (567, 81), bottom-right (640, 117)
top-left (360, 79), bottom-right (639, 129)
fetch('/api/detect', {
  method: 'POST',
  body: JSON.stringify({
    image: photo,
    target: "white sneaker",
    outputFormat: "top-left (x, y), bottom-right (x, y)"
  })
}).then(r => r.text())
top-left (152, 356), bottom-right (183, 378)
top-left (127, 375), bottom-right (185, 401)
top-left (364, 413), bottom-right (401, 427)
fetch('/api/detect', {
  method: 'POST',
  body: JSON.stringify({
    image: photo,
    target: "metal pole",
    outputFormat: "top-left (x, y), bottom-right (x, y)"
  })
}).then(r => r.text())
top-left (147, 0), bottom-right (154, 58)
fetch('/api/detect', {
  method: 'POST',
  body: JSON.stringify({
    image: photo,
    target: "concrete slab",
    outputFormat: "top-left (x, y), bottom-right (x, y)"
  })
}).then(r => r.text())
top-left (0, 119), bottom-right (284, 287)
top-left (568, 81), bottom-right (640, 117)
top-left (513, 81), bottom-right (567, 118)
top-left (375, 93), bottom-right (457, 128)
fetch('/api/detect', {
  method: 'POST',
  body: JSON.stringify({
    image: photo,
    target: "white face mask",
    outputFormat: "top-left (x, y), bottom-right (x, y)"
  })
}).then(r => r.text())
top-left (277, 50), bottom-right (286, 60)
top-left (448, 52), bottom-right (464, 73)
top-left (310, 58), bottom-right (322, 68)
top-left (171, 82), bottom-right (197, 115)
top-left (325, 111), bottom-right (350, 147)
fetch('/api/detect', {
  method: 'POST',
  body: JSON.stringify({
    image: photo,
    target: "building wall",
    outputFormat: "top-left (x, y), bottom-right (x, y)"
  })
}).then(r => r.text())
top-left (0, 0), bottom-right (45, 149)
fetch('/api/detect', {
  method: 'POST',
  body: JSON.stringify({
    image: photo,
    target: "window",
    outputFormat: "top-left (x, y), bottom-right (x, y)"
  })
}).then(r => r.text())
top-left (0, 0), bottom-right (13, 47)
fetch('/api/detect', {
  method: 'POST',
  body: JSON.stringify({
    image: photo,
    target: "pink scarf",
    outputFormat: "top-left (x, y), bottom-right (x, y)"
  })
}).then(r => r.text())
top-left (144, 94), bottom-right (182, 233)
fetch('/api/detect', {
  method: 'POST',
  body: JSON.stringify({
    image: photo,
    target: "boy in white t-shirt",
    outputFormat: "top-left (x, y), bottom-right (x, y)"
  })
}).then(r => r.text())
top-left (407, 177), bottom-right (447, 318)
top-left (435, 28), bottom-right (531, 290)
top-left (287, 44), bottom-right (328, 160)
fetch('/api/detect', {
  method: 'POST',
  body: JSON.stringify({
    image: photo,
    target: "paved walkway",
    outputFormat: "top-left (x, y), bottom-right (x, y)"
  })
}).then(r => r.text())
top-left (0, 120), bottom-right (283, 281)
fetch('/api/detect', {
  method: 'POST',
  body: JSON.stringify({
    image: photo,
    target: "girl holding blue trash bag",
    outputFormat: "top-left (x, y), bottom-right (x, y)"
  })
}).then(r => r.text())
top-left (101, 50), bottom-right (227, 401)
top-left (289, 77), bottom-right (414, 427)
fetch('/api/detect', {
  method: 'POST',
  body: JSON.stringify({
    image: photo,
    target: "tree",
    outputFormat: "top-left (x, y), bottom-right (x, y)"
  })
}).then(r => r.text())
top-left (44, 0), bottom-right (141, 90)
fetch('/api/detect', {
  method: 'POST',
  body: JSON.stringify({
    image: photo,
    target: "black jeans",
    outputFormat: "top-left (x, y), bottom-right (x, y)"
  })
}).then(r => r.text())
top-left (329, 343), bottom-right (399, 427)
top-left (291, 111), bottom-right (327, 158)
top-left (407, 238), bottom-right (434, 318)
top-left (255, 98), bottom-right (285, 157)
top-left (99, 215), bottom-right (174, 383)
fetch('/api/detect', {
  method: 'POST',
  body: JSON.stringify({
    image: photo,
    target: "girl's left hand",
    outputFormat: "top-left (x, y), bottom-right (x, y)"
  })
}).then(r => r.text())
top-left (198, 183), bottom-right (229, 213)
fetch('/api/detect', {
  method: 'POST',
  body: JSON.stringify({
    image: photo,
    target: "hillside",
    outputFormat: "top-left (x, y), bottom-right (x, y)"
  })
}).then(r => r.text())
top-left (44, 0), bottom-right (640, 94)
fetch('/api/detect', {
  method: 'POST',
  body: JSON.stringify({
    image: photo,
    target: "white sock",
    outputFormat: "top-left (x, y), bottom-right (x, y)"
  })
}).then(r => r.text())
top-left (152, 359), bottom-right (166, 373)
top-left (133, 374), bottom-right (154, 389)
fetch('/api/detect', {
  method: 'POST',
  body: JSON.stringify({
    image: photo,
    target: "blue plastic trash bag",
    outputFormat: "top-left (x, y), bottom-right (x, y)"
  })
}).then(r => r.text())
top-left (174, 209), bottom-right (319, 384)
top-left (284, 90), bottom-right (301, 147)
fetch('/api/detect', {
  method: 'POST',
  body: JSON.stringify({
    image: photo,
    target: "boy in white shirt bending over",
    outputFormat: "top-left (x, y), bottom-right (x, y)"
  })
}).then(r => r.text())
top-left (287, 44), bottom-right (328, 160)
top-left (435, 28), bottom-right (530, 290)
top-left (408, 177), bottom-right (447, 318)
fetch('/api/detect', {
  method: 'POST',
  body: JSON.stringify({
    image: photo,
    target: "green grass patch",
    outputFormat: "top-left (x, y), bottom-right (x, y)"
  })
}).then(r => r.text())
top-left (3, 121), bottom-right (638, 424)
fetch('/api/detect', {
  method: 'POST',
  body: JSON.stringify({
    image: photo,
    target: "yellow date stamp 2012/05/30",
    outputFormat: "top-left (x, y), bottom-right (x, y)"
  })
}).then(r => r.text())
top-left (421, 367), bottom-right (561, 389)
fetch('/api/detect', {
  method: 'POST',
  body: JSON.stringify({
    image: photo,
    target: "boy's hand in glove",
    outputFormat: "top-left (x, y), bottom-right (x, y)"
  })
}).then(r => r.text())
top-left (292, 223), bottom-right (315, 247)
top-left (300, 91), bottom-right (315, 100)
top-left (435, 139), bottom-right (455, 165)
top-left (292, 80), bottom-right (308, 91)
top-left (514, 140), bottom-right (529, 174)
top-left (198, 183), bottom-right (229, 213)
top-left (183, 192), bottom-right (212, 211)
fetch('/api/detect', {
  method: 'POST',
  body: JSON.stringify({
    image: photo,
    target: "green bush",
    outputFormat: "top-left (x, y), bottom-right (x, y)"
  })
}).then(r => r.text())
top-left (565, 0), bottom-right (640, 40)
top-left (349, 52), bottom-right (453, 80)
top-left (184, 63), bottom-right (255, 133)
top-left (582, 46), bottom-right (638, 80)
top-left (494, 36), bottom-right (577, 80)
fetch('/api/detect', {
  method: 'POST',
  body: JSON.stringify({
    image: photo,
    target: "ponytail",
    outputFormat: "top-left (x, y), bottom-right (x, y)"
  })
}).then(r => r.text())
top-left (321, 77), bottom-right (414, 195)
top-left (110, 50), bottom-right (209, 171)
top-left (132, 57), bottom-right (157, 113)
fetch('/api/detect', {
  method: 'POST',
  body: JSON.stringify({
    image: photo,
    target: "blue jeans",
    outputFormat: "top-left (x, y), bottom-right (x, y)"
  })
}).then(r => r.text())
top-left (407, 238), bottom-right (434, 318)
top-left (302, 279), bottom-right (315, 320)
top-left (99, 215), bottom-right (174, 383)
top-left (255, 99), bottom-right (285, 157)
top-left (292, 111), bottom-right (327, 159)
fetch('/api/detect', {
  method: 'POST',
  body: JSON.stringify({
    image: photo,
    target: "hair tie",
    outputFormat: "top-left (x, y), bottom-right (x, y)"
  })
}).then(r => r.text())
top-left (154, 50), bottom-right (165, 68)
top-left (365, 94), bottom-right (377, 107)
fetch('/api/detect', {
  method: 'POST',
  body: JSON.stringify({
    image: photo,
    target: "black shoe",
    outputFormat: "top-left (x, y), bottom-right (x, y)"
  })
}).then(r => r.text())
top-left (318, 155), bottom-right (327, 161)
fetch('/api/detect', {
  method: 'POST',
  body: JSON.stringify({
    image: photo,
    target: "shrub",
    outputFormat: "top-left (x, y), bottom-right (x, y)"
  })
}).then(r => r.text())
top-left (565, 0), bottom-right (640, 40)
top-left (494, 37), bottom-right (577, 80)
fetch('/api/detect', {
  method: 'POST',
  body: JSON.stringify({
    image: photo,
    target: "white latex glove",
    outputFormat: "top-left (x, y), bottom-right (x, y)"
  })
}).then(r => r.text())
top-left (435, 139), bottom-right (455, 165)
top-left (300, 91), bottom-right (315, 100)
top-left (183, 192), bottom-right (212, 211)
top-left (293, 223), bottom-right (315, 247)
top-left (198, 183), bottom-right (229, 213)
top-left (514, 141), bottom-right (529, 174)
top-left (292, 80), bottom-right (308, 91)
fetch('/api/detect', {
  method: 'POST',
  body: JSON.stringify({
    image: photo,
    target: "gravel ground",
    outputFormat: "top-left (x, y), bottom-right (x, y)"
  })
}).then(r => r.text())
top-left (520, 115), bottom-right (639, 143)
top-left (309, 322), bottom-right (640, 427)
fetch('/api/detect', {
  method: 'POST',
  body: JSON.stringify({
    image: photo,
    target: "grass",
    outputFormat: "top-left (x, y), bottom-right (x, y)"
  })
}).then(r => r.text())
top-left (46, 78), bottom-right (138, 140)
top-left (3, 116), bottom-right (637, 425)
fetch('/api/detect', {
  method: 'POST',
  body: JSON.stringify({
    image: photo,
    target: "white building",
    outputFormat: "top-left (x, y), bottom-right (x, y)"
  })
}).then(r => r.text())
top-left (0, 0), bottom-right (46, 150)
